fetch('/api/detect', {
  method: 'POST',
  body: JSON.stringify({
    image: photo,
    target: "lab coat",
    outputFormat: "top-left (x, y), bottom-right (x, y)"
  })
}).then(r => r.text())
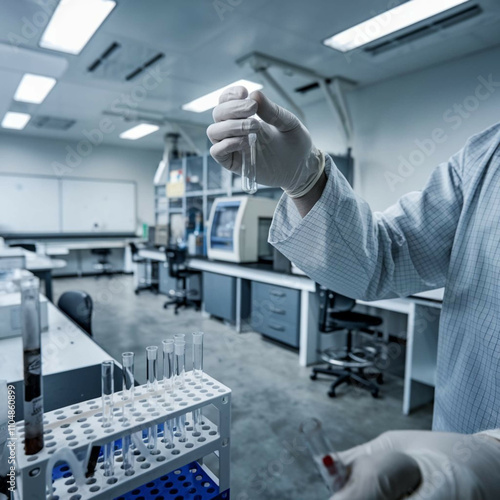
top-left (269, 122), bottom-right (500, 434)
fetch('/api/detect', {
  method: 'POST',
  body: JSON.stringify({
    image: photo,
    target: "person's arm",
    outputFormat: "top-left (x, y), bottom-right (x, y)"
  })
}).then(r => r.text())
top-left (270, 149), bottom-right (464, 300)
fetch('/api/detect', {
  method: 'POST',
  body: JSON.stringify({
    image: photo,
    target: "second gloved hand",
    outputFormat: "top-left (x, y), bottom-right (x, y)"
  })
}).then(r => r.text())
top-left (332, 430), bottom-right (500, 500)
top-left (207, 86), bottom-right (324, 198)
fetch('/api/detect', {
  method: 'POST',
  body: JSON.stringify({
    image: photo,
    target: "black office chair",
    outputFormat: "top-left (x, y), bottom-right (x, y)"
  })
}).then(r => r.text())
top-left (10, 243), bottom-right (37, 252)
top-left (57, 291), bottom-right (93, 337)
top-left (91, 248), bottom-right (113, 277)
top-left (310, 285), bottom-right (384, 398)
top-left (163, 246), bottom-right (201, 315)
top-left (130, 242), bottom-right (159, 295)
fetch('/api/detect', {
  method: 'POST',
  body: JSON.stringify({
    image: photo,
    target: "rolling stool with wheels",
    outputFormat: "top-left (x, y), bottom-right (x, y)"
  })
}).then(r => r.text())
top-left (311, 285), bottom-right (384, 399)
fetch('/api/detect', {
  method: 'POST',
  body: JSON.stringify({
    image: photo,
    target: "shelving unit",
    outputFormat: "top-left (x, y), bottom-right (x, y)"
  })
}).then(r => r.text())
top-left (155, 153), bottom-right (282, 229)
top-left (15, 372), bottom-right (231, 500)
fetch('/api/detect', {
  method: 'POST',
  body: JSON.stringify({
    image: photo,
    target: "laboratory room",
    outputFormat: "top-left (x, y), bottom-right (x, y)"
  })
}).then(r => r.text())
top-left (2, 0), bottom-right (500, 499)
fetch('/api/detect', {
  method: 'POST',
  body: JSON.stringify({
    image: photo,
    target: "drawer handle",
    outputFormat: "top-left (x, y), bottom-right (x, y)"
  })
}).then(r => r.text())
top-left (270, 307), bottom-right (286, 315)
top-left (270, 290), bottom-right (286, 298)
top-left (269, 323), bottom-right (285, 332)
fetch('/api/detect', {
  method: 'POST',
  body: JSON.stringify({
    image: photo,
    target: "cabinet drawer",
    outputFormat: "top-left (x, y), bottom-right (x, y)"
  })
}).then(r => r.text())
top-left (251, 282), bottom-right (300, 326)
top-left (252, 316), bottom-right (300, 348)
top-left (251, 282), bottom-right (300, 347)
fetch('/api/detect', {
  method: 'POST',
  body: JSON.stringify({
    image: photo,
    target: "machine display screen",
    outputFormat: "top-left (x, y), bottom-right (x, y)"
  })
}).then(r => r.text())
top-left (210, 201), bottom-right (241, 251)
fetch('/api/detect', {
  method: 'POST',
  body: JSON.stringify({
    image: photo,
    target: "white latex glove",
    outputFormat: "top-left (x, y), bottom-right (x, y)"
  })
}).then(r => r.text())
top-left (332, 430), bottom-right (500, 500)
top-left (207, 85), bottom-right (324, 198)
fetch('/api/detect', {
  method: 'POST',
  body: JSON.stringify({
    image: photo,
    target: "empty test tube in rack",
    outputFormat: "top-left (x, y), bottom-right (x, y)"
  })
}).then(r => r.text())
top-left (146, 346), bottom-right (159, 451)
top-left (121, 352), bottom-right (135, 475)
top-left (174, 340), bottom-right (187, 441)
top-left (162, 339), bottom-right (175, 447)
top-left (192, 332), bottom-right (204, 432)
top-left (101, 360), bottom-right (115, 477)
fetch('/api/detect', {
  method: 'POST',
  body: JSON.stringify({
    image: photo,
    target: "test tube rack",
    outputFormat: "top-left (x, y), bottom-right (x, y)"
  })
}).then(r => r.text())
top-left (15, 371), bottom-right (231, 500)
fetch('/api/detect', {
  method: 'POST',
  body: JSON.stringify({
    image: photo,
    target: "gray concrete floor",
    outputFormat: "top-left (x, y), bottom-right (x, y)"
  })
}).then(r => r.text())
top-left (54, 275), bottom-right (433, 500)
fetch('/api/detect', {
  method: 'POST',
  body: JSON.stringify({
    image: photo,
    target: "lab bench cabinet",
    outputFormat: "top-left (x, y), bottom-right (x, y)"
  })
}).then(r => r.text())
top-left (203, 271), bottom-right (249, 323)
top-left (251, 281), bottom-right (300, 348)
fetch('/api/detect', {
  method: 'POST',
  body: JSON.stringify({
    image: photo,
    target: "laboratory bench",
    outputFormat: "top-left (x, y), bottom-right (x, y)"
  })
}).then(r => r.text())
top-left (136, 247), bottom-right (443, 415)
top-left (5, 234), bottom-right (143, 277)
top-left (0, 296), bottom-right (120, 420)
top-left (0, 247), bottom-right (67, 301)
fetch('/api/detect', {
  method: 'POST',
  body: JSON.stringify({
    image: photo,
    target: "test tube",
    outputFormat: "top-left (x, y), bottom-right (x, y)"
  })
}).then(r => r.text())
top-left (241, 132), bottom-right (258, 194)
top-left (146, 346), bottom-right (158, 450)
top-left (162, 339), bottom-right (175, 447)
top-left (299, 418), bottom-right (347, 494)
top-left (20, 277), bottom-right (44, 455)
top-left (101, 360), bottom-right (115, 477)
top-left (122, 352), bottom-right (135, 413)
top-left (121, 352), bottom-right (134, 475)
top-left (192, 332), bottom-right (204, 432)
top-left (174, 340), bottom-right (187, 441)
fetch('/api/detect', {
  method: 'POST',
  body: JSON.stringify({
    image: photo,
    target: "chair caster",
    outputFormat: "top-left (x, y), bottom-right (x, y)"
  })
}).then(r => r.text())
top-left (134, 290), bottom-right (139, 295)
top-left (376, 373), bottom-right (384, 385)
top-left (328, 390), bottom-right (337, 398)
top-left (174, 310), bottom-right (179, 315)
top-left (310, 373), bottom-right (317, 381)
top-left (371, 389), bottom-right (380, 399)
top-left (163, 304), bottom-right (168, 309)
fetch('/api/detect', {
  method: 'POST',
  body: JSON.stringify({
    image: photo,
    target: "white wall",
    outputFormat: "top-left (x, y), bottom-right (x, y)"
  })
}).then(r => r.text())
top-left (305, 44), bottom-right (500, 212)
top-left (0, 133), bottom-right (162, 232)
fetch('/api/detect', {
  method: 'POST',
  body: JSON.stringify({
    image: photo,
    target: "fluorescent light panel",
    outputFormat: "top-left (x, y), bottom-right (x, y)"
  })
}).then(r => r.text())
top-left (119, 123), bottom-right (159, 140)
top-left (323, 0), bottom-right (471, 52)
top-left (182, 79), bottom-right (263, 113)
top-left (1, 112), bottom-right (31, 130)
top-left (40, 0), bottom-right (116, 55)
top-left (14, 73), bottom-right (57, 104)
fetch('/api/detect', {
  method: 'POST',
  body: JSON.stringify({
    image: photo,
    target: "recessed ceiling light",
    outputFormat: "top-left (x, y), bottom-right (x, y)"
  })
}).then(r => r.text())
top-left (40, 0), bottom-right (116, 55)
top-left (182, 79), bottom-right (263, 113)
top-left (323, 0), bottom-right (471, 52)
top-left (119, 123), bottom-right (159, 140)
top-left (14, 73), bottom-right (57, 104)
top-left (1, 112), bottom-right (31, 130)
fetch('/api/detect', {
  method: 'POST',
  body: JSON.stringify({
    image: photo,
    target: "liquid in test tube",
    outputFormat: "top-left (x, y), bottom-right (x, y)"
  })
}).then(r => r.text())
top-left (242, 132), bottom-right (258, 194)
top-left (20, 277), bottom-right (44, 455)
top-left (146, 346), bottom-right (158, 451)
top-left (101, 360), bottom-right (115, 477)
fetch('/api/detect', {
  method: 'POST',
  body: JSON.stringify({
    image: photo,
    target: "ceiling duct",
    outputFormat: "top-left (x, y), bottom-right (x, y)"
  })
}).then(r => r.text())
top-left (363, 4), bottom-right (482, 56)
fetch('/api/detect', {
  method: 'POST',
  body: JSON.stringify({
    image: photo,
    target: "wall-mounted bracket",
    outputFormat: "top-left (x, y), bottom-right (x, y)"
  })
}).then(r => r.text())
top-left (237, 51), bottom-right (356, 146)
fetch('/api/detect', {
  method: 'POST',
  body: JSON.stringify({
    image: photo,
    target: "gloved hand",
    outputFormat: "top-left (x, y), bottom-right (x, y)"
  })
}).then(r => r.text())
top-left (332, 430), bottom-right (500, 500)
top-left (207, 85), bottom-right (325, 198)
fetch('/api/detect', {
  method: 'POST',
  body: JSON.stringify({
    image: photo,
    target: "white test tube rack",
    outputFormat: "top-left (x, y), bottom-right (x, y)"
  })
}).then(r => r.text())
top-left (14, 371), bottom-right (231, 500)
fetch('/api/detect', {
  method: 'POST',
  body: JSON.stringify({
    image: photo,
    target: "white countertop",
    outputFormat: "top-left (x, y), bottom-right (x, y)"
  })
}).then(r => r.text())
top-left (0, 300), bottom-right (113, 383)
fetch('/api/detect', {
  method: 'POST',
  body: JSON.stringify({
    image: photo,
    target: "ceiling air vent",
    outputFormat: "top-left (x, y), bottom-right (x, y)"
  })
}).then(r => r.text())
top-left (87, 37), bottom-right (165, 82)
top-left (364, 4), bottom-right (482, 56)
top-left (31, 116), bottom-right (76, 131)
top-left (88, 42), bottom-right (121, 72)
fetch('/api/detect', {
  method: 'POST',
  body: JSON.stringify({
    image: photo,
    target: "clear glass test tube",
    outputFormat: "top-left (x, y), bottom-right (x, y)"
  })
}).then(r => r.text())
top-left (121, 352), bottom-right (134, 474)
top-left (192, 332), bottom-right (204, 432)
top-left (162, 339), bottom-right (175, 447)
top-left (241, 132), bottom-right (258, 194)
top-left (174, 340), bottom-right (187, 441)
top-left (299, 418), bottom-right (347, 494)
top-left (146, 346), bottom-right (158, 450)
top-left (20, 277), bottom-right (44, 455)
top-left (101, 360), bottom-right (115, 477)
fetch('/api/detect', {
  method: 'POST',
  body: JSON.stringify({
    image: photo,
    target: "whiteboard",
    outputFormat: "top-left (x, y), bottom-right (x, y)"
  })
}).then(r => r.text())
top-left (0, 175), bottom-right (60, 233)
top-left (61, 179), bottom-right (136, 233)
